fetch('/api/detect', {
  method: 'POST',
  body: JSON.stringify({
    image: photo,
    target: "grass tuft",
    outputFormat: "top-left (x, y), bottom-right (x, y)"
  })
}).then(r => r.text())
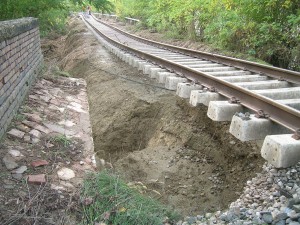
top-left (81, 171), bottom-right (181, 225)
top-left (51, 134), bottom-right (71, 147)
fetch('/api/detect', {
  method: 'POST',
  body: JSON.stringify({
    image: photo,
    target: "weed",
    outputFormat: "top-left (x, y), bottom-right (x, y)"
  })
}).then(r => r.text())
top-left (14, 113), bottom-right (26, 122)
top-left (81, 171), bottom-right (181, 225)
top-left (55, 70), bottom-right (71, 77)
top-left (51, 134), bottom-right (71, 147)
top-left (21, 105), bottom-right (33, 113)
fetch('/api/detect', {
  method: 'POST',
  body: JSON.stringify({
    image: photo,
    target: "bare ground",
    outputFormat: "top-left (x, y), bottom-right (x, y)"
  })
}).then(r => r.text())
top-left (0, 15), bottom-right (266, 224)
top-left (52, 16), bottom-right (265, 217)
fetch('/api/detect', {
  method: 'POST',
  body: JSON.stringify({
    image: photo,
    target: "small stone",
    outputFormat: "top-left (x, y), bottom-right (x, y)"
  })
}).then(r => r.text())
top-left (3, 154), bottom-right (19, 170)
top-left (31, 138), bottom-right (40, 143)
top-left (29, 129), bottom-right (41, 138)
top-left (274, 220), bottom-right (286, 225)
top-left (274, 212), bottom-right (288, 221)
top-left (7, 129), bottom-right (25, 139)
top-left (57, 168), bottom-right (75, 180)
top-left (261, 212), bottom-right (273, 224)
top-left (24, 135), bottom-right (31, 142)
top-left (22, 113), bottom-right (43, 123)
top-left (28, 174), bottom-right (46, 184)
top-left (187, 217), bottom-right (197, 224)
top-left (205, 213), bottom-right (212, 219)
top-left (8, 150), bottom-right (22, 158)
top-left (17, 124), bottom-right (31, 133)
top-left (289, 222), bottom-right (300, 225)
top-left (4, 184), bottom-right (14, 189)
top-left (80, 161), bottom-right (84, 165)
top-left (12, 166), bottom-right (27, 174)
top-left (293, 204), bottom-right (300, 213)
top-left (31, 160), bottom-right (49, 167)
top-left (46, 143), bottom-right (54, 148)
top-left (12, 173), bottom-right (23, 180)
top-left (229, 141), bottom-right (236, 145)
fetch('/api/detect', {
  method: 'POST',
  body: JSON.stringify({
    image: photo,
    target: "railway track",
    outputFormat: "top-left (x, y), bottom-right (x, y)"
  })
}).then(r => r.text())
top-left (81, 14), bottom-right (300, 168)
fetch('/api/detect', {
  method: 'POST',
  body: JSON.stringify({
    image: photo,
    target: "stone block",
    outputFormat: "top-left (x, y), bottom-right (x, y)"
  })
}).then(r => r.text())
top-left (165, 76), bottom-right (187, 90)
top-left (189, 90), bottom-right (224, 107)
top-left (157, 72), bottom-right (175, 83)
top-left (207, 101), bottom-right (243, 121)
top-left (229, 114), bottom-right (287, 142)
top-left (261, 134), bottom-right (300, 168)
top-left (176, 83), bottom-right (202, 99)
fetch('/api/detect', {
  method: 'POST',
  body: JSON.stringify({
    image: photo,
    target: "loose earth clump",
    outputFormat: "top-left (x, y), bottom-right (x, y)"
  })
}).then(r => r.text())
top-left (55, 17), bottom-right (264, 216)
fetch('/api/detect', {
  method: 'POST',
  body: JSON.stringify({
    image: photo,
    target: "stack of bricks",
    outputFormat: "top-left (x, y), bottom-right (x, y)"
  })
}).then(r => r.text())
top-left (0, 17), bottom-right (43, 138)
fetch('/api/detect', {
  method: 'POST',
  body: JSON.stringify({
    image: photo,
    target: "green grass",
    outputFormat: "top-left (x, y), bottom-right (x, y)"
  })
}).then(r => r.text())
top-left (55, 70), bottom-right (71, 77)
top-left (81, 171), bottom-right (181, 225)
top-left (50, 134), bottom-right (71, 147)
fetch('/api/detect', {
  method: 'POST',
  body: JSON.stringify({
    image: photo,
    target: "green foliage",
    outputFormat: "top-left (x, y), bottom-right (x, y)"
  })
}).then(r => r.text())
top-left (0, 0), bottom-right (70, 36)
top-left (81, 171), bottom-right (181, 225)
top-left (51, 134), bottom-right (71, 147)
top-left (114, 0), bottom-right (300, 71)
top-left (0, 0), bottom-right (114, 36)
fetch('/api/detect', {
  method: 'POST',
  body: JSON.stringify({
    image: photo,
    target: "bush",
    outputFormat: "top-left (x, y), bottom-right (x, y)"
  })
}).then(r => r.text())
top-left (39, 8), bottom-right (69, 36)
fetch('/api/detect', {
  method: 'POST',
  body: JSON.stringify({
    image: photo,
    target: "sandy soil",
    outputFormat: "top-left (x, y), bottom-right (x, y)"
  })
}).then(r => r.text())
top-left (53, 17), bottom-right (265, 216)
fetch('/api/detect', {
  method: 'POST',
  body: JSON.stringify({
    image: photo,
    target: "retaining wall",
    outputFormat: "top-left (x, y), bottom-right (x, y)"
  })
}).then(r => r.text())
top-left (0, 17), bottom-right (43, 138)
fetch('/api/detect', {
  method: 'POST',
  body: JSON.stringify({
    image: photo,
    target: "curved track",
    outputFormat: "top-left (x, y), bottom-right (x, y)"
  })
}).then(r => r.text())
top-left (83, 14), bottom-right (300, 137)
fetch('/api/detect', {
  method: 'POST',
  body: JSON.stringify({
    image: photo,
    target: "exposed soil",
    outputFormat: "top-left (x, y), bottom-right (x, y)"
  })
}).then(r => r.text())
top-left (0, 15), bottom-right (266, 224)
top-left (53, 16), bottom-right (265, 217)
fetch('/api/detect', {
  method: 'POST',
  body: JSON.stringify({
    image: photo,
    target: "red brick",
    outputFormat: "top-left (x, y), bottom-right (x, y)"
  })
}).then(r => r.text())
top-left (27, 174), bottom-right (46, 184)
top-left (31, 160), bottom-right (49, 167)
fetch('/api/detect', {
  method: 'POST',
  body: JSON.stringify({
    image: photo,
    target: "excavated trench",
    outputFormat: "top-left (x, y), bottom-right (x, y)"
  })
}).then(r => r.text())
top-left (51, 17), bottom-right (264, 216)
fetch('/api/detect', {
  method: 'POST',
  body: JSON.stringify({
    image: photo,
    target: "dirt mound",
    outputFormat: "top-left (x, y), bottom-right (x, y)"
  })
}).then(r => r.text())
top-left (57, 17), bottom-right (264, 216)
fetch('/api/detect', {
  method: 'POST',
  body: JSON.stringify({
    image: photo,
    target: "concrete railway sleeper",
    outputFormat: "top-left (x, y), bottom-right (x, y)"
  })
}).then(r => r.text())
top-left (81, 14), bottom-right (300, 168)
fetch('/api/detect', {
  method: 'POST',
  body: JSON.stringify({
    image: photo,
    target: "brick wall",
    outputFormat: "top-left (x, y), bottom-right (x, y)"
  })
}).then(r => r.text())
top-left (0, 17), bottom-right (43, 138)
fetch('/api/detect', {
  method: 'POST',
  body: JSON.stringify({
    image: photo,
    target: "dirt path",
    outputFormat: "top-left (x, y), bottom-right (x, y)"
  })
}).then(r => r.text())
top-left (57, 17), bottom-right (264, 216)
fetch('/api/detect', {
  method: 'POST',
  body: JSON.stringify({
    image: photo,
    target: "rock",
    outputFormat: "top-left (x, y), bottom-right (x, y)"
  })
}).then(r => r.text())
top-left (57, 168), bottom-right (75, 180)
top-left (24, 135), bottom-right (31, 142)
top-left (4, 184), bottom-right (14, 189)
top-left (293, 205), bottom-right (300, 213)
top-left (274, 220), bottom-right (286, 225)
top-left (261, 212), bottom-right (273, 223)
top-left (50, 184), bottom-right (66, 191)
top-left (12, 166), bottom-right (27, 174)
top-left (7, 129), bottom-right (25, 139)
top-left (31, 160), bottom-right (49, 167)
top-left (58, 120), bottom-right (75, 127)
top-left (205, 213), bottom-right (212, 219)
top-left (22, 113), bottom-right (43, 123)
top-left (46, 142), bottom-right (54, 148)
top-left (274, 212), bottom-right (288, 222)
top-left (186, 216), bottom-right (197, 224)
top-left (31, 138), bottom-right (40, 143)
top-left (29, 129), bottom-right (41, 138)
top-left (3, 154), bottom-right (19, 170)
top-left (40, 95), bottom-right (51, 102)
top-left (28, 174), bottom-right (46, 184)
top-left (17, 124), bottom-right (31, 133)
top-left (8, 150), bottom-right (22, 158)
top-left (289, 222), bottom-right (300, 225)
top-left (22, 120), bottom-right (50, 134)
top-left (43, 122), bottom-right (74, 136)
top-left (11, 173), bottom-right (23, 180)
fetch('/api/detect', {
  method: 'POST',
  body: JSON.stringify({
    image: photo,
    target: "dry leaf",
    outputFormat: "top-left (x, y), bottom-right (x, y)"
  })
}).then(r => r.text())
top-left (118, 207), bottom-right (127, 213)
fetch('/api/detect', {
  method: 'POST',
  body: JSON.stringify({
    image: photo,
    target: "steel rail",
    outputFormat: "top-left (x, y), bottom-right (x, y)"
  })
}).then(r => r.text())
top-left (84, 16), bottom-right (300, 133)
top-left (93, 15), bottom-right (300, 85)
